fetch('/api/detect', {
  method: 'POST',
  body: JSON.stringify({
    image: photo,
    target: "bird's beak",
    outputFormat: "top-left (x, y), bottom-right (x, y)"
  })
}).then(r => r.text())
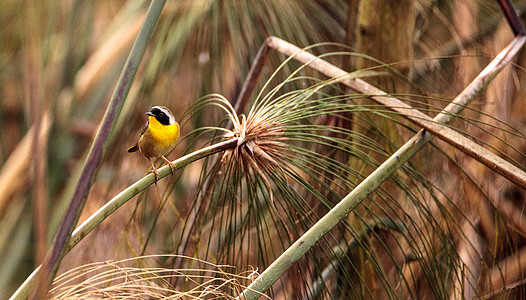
top-left (145, 112), bottom-right (154, 117)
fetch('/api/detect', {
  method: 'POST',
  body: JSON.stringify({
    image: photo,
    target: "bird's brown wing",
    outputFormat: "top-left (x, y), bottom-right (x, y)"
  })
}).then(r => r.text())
top-left (139, 121), bottom-right (149, 136)
top-left (127, 121), bottom-right (149, 153)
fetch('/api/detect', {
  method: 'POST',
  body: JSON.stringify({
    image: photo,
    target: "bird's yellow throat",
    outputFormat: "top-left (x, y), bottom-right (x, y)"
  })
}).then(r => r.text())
top-left (148, 116), bottom-right (180, 147)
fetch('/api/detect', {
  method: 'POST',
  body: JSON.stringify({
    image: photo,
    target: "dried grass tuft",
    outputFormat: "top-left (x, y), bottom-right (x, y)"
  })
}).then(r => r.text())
top-left (49, 255), bottom-right (264, 299)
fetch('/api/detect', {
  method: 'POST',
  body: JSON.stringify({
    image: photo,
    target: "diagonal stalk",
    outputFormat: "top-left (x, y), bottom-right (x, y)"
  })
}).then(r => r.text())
top-left (497, 0), bottom-right (526, 36)
top-left (238, 35), bottom-right (526, 299)
top-left (10, 138), bottom-right (238, 300)
top-left (30, 0), bottom-right (167, 298)
top-left (266, 36), bottom-right (526, 189)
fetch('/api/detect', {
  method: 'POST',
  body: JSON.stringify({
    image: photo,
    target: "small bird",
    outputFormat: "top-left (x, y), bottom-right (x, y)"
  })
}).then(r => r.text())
top-left (127, 106), bottom-right (180, 181)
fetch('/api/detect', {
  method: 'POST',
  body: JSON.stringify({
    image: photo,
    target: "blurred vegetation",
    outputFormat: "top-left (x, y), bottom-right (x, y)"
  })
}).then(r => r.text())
top-left (1, 0), bottom-right (526, 299)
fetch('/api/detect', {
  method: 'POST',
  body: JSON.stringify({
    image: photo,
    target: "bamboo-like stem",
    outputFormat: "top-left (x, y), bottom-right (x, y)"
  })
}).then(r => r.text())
top-left (9, 138), bottom-right (238, 300)
top-left (309, 218), bottom-right (403, 299)
top-left (237, 35), bottom-right (526, 299)
top-left (266, 36), bottom-right (526, 190)
top-left (66, 139), bottom-right (237, 253)
top-left (31, 1), bottom-right (167, 298)
top-left (239, 131), bottom-right (431, 300)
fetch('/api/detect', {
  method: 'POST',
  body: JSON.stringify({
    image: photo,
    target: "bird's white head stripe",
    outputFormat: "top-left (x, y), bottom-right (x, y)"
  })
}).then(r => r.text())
top-left (152, 106), bottom-right (176, 125)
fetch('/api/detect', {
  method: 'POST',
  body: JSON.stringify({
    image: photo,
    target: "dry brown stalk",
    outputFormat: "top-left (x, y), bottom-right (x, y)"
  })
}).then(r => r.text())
top-left (265, 36), bottom-right (526, 190)
top-left (449, 217), bottom-right (483, 300)
top-left (486, 244), bottom-right (526, 294)
top-left (0, 113), bottom-right (52, 214)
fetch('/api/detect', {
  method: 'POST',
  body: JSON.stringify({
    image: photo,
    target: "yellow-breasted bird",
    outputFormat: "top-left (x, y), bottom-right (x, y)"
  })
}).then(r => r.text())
top-left (127, 106), bottom-right (180, 181)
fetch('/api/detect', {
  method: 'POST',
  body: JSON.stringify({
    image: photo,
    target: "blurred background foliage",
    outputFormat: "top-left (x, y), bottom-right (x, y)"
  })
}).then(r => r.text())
top-left (1, 0), bottom-right (526, 298)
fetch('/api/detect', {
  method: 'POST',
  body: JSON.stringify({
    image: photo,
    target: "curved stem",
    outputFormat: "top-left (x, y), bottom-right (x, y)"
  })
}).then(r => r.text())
top-left (10, 138), bottom-right (237, 300)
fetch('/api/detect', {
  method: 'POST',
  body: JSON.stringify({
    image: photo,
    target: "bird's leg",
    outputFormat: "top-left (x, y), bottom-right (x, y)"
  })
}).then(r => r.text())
top-left (161, 155), bottom-right (176, 174)
top-left (148, 158), bottom-right (160, 183)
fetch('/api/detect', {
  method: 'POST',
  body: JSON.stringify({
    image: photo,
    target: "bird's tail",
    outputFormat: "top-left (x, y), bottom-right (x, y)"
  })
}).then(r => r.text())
top-left (127, 143), bottom-right (139, 152)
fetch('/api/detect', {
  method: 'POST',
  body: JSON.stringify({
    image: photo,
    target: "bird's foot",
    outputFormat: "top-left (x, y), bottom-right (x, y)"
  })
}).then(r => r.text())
top-left (149, 168), bottom-right (160, 184)
top-left (161, 156), bottom-right (176, 174)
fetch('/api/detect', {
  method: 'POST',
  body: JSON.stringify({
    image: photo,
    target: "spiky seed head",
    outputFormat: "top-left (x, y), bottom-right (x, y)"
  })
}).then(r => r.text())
top-left (223, 113), bottom-right (287, 178)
